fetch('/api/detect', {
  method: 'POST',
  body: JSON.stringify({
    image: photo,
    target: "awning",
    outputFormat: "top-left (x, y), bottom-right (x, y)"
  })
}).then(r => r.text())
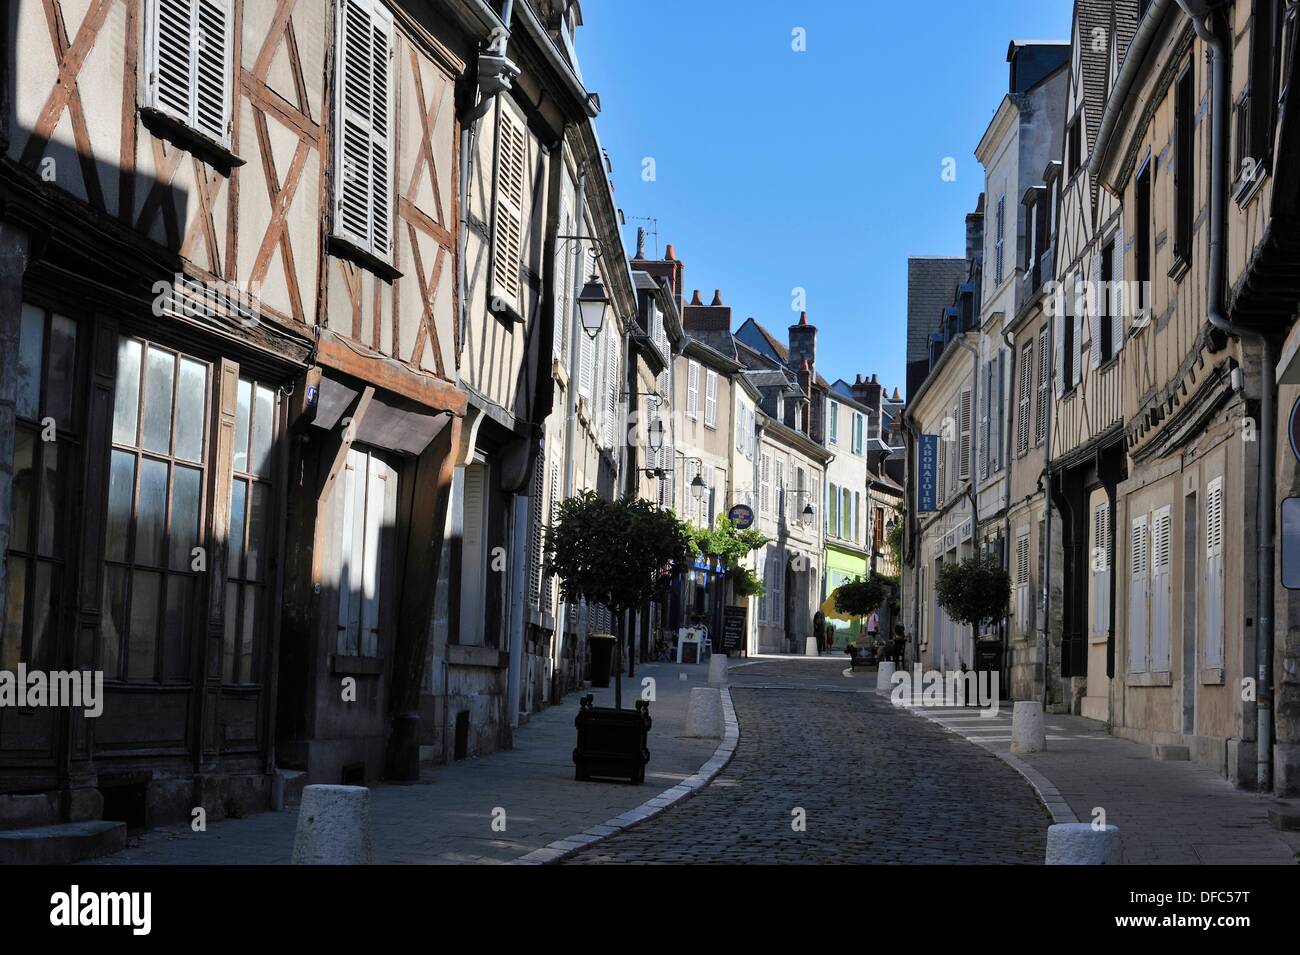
top-left (819, 594), bottom-right (857, 623)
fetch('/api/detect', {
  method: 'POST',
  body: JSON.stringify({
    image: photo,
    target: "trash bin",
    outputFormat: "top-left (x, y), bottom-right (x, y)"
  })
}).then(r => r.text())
top-left (974, 640), bottom-right (1002, 677)
top-left (588, 633), bottom-right (615, 688)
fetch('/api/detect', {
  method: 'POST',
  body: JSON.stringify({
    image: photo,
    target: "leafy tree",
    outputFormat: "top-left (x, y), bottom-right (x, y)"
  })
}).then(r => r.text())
top-left (833, 575), bottom-right (889, 623)
top-left (544, 491), bottom-right (692, 708)
top-left (885, 511), bottom-right (904, 569)
top-left (935, 553), bottom-right (1011, 629)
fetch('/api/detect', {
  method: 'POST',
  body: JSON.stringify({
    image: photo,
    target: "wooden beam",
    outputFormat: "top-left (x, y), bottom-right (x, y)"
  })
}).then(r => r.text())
top-left (314, 329), bottom-right (466, 415)
top-left (316, 385), bottom-right (374, 504)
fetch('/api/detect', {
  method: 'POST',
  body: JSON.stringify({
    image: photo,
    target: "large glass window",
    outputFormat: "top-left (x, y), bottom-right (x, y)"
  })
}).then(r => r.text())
top-left (224, 378), bottom-right (278, 683)
top-left (103, 337), bottom-right (209, 682)
top-left (3, 305), bottom-right (79, 672)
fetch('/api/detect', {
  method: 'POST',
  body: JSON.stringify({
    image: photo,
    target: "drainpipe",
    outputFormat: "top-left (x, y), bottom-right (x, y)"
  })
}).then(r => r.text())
top-left (954, 334), bottom-right (980, 668)
top-left (1177, 0), bottom-right (1275, 792)
top-left (1042, 291), bottom-right (1056, 710)
top-left (1002, 325), bottom-right (1018, 683)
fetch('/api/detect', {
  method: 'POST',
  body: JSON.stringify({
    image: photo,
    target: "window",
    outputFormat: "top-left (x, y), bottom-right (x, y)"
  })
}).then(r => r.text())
top-left (224, 377), bottom-right (279, 683)
top-left (841, 488), bottom-right (853, 541)
top-left (1066, 115), bottom-right (1082, 178)
top-left (553, 196), bottom-right (574, 365)
top-left (759, 452), bottom-right (770, 515)
top-left (1098, 239), bottom-right (1115, 363)
top-left (3, 306), bottom-right (79, 673)
top-left (686, 361), bottom-right (700, 420)
top-left (852, 412), bottom-right (864, 455)
top-left (827, 482), bottom-right (839, 537)
top-left (103, 338), bottom-right (210, 682)
top-left (1060, 297), bottom-right (1075, 392)
top-left (873, 506), bottom-right (885, 550)
top-left (1150, 505), bottom-right (1172, 671)
top-left (1174, 62), bottom-right (1195, 265)
top-left (1017, 341), bottom-right (1032, 455)
top-left (1024, 195), bottom-right (1037, 275)
top-left (333, 0), bottom-right (395, 260)
top-left (1239, 0), bottom-right (1284, 191)
top-left (776, 459), bottom-right (786, 523)
top-left (1135, 159), bottom-right (1152, 310)
top-left (335, 446), bottom-right (394, 657)
top-left (829, 401), bottom-right (839, 444)
top-left (994, 194), bottom-right (1006, 286)
top-left (704, 370), bottom-right (718, 428)
top-left (146, 0), bottom-right (233, 145)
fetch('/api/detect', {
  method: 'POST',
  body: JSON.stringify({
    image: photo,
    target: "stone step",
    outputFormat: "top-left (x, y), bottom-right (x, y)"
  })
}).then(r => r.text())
top-left (1152, 744), bottom-right (1191, 761)
top-left (0, 821), bottom-right (126, 865)
top-left (1266, 802), bottom-right (1300, 831)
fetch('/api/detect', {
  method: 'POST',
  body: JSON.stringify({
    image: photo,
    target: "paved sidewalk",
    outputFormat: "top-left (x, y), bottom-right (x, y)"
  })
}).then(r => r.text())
top-left (87, 662), bottom-right (718, 865)
top-left (905, 694), bottom-right (1300, 864)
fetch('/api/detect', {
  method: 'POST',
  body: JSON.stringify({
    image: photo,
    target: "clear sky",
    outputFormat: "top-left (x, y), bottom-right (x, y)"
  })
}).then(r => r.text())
top-left (576, 0), bottom-right (1073, 396)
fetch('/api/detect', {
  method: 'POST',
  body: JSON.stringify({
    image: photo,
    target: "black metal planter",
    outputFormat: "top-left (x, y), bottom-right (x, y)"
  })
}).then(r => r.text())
top-left (573, 695), bottom-right (651, 784)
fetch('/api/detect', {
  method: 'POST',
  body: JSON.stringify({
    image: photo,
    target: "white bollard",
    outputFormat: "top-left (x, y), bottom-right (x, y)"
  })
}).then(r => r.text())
top-left (805, 636), bottom-right (820, 657)
top-left (683, 687), bottom-right (723, 738)
top-left (1045, 823), bottom-right (1121, 864)
top-left (707, 653), bottom-right (728, 686)
top-left (1010, 700), bottom-right (1046, 754)
top-left (875, 660), bottom-right (896, 692)
top-left (293, 784), bottom-right (373, 865)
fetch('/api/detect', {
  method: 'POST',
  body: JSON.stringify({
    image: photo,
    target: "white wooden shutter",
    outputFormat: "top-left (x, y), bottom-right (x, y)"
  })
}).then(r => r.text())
top-left (553, 196), bottom-right (572, 362)
top-left (1036, 328), bottom-right (1049, 444)
top-left (579, 328), bottom-right (593, 399)
top-left (980, 363), bottom-right (991, 479)
top-left (1111, 227), bottom-right (1126, 354)
top-left (603, 326), bottom-right (618, 448)
top-left (460, 465), bottom-right (487, 645)
top-left (360, 452), bottom-right (387, 658)
top-left (759, 452), bottom-right (770, 515)
top-left (546, 457), bottom-right (559, 609)
top-left (336, 449), bottom-right (360, 655)
top-left (1204, 477), bottom-right (1225, 667)
top-left (1072, 291), bottom-right (1084, 386)
top-left (528, 453), bottom-right (544, 607)
top-left (994, 350), bottom-right (1005, 470)
top-left (1092, 502), bottom-right (1111, 637)
top-left (687, 362), bottom-right (699, 419)
top-left (1054, 308), bottom-right (1066, 397)
top-left (490, 104), bottom-right (527, 313)
top-left (958, 388), bottom-right (972, 481)
top-left (334, 0), bottom-right (393, 256)
top-left (1128, 515), bottom-right (1149, 673)
top-left (194, 0), bottom-right (232, 142)
top-left (1090, 248), bottom-right (1103, 369)
top-left (151, 0), bottom-right (194, 121)
top-left (1150, 505), bottom-right (1172, 671)
top-left (1016, 532), bottom-right (1031, 634)
top-left (705, 370), bottom-right (718, 427)
top-left (1017, 345), bottom-right (1032, 455)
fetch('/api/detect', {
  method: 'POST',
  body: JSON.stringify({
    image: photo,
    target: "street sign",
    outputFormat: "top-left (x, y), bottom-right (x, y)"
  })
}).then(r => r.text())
top-left (722, 605), bottom-right (747, 654)
top-left (728, 503), bottom-right (755, 528)
top-left (917, 434), bottom-right (938, 512)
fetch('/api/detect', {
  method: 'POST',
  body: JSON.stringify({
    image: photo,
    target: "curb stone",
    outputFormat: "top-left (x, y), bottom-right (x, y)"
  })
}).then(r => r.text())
top-left (902, 703), bottom-right (1078, 825)
top-left (513, 687), bottom-right (741, 865)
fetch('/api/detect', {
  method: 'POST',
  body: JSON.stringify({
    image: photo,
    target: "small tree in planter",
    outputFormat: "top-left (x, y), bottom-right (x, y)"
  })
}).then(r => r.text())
top-left (544, 492), bottom-right (691, 784)
top-left (935, 553), bottom-right (1012, 645)
top-left (543, 491), bottom-right (692, 709)
top-left (832, 575), bottom-right (889, 641)
top-left (688, 517), bottom-right (767, 653)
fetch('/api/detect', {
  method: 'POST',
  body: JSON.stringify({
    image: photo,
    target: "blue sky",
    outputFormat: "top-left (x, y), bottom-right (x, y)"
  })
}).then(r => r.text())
top-left (577, 0), bottom-right (1073, 396)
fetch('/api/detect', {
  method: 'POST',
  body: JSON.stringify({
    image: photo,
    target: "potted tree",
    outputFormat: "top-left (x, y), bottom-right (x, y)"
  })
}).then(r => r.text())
top-left (935, 552), bottom-right (1012, 675)
top-left (832, 575), bottom-right (889, 665)
top-left (544, 491), bottom-right (691, 783)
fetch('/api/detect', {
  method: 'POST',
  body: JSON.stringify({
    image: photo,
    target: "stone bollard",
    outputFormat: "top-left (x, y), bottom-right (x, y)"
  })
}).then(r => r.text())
top-left (707, 653), bottom-right (728, 686)
top-left (1010, 700), bottom-right (1046, 754)
top-left (683, 687), bottom-right (723, 738)
top-left (292, 784), bottom-right (373, 865)
top-left (875, 660), bottom-right (896, 693)
top-left (1045, 823), bottom-right (1121, 864)
top-left (805, 636), bottom-right (820, 657)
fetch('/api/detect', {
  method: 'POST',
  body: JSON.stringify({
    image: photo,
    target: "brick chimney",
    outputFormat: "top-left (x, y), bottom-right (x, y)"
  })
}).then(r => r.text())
top-left (636, 241), bottom-right (686, 315)
top-left (682, 287), bottom-right (731, 334)
top-left (788, 311), bottom-right (821, 440)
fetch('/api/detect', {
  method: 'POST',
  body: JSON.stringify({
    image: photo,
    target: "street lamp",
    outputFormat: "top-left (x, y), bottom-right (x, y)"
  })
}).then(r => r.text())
top-left (577, 273), bottom-right (609, 339)
top-left (690, 472), bottom-right (707, 501)
top-left (647, 416), bottom-right (665, 452)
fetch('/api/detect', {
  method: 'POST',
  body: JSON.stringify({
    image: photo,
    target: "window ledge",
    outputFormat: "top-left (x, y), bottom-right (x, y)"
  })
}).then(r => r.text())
top-left (1089, 632), bottom-right (1109, 645)
top-left (1126, 670), bottom-right (1173, 687)
top-left (327, 235), bottom-right (402, 283)
top-left (1168, 255), bottom-right (1191, 282)
top-left (139, 107), bottom-right (244, 172)
top-left (331, 654), bottom-right (385, 676)
top-left (1200, 666), bottom-right (1225, 686)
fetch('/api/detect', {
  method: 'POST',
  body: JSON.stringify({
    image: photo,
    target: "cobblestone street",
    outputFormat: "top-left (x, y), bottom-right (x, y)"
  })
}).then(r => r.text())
top-left (567, 660), bottom-right (1050, 863)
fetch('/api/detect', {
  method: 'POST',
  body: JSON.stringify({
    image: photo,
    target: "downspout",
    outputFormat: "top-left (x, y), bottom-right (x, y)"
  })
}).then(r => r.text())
top-left (954, 334), bottom-right (980, 668)
top-left (1177, 0), bottom-right (1275, 791)
top-left (1041, 291), bottom-right (1056, 710)
top-left (1002, 325), bottom-right (1018, 687)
